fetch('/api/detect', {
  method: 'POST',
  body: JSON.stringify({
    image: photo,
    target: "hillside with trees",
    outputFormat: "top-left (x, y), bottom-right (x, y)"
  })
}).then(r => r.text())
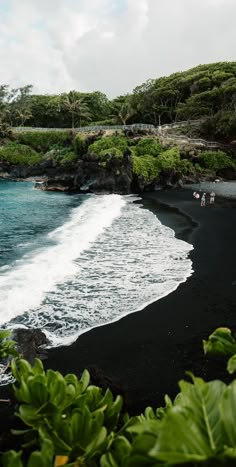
top-left (0, 62), bottom-right (236, 142)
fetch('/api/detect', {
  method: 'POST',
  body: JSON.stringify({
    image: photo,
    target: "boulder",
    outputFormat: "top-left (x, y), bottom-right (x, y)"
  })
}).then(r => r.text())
top-left (12, 328), bottom-right (49, 362)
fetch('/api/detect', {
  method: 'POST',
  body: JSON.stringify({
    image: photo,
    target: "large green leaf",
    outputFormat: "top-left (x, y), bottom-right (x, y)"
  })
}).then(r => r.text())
top-left (150, 406), bottom-right (213, 463)
top-left (227, 355), bottom-right (236, 374)
top-left (2, 450), bottom-right (23, 467)
top-left (203, 327), bottom-right (236, 357)
top-left (150, 377), bottom-right (227, 464)
top-left (220, 381), bottom-right (236, 448)
top-left (28, 376), bottom-right (49, 407)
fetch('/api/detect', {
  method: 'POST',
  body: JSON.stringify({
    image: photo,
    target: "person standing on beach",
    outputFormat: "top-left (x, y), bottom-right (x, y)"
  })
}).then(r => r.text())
top-left (210, 191), bottom-right (215, 204)
top-left (201, 193), bottom-right (206, 207)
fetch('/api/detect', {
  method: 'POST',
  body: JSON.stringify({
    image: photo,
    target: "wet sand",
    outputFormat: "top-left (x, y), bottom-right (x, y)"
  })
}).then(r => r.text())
top-left (43, 187), bottom-right (236, 413)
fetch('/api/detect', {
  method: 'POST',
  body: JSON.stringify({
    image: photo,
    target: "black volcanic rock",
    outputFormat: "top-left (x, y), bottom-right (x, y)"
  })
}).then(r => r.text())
top-left (12, 328), bottom-right (49, 362)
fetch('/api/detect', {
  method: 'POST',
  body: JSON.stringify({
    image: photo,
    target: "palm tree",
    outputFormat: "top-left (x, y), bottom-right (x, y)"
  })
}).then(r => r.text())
top-left (62, 91), bottom-right (91, 128)
top-left (16, 108), bottom-right (32, 127)
top-left (116, 102), bottom-right (135, 126)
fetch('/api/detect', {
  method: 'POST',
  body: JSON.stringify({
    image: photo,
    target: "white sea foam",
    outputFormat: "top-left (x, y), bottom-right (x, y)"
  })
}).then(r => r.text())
top-left (0, 195), bottom-right (193, 349)
top-left (0, 194), bottom-right (126, 321)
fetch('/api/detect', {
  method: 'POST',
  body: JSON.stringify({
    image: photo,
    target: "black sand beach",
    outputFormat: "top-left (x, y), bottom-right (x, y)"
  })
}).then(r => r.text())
top-left (43, 186), bottom-right (236, 413)
top-left (1, 185), bottom-right (236, 439)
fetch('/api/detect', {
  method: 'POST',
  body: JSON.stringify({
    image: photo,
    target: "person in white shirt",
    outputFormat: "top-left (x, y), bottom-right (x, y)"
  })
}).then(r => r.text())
top-left (210, 192), bottom-right (215, 204)
top-left (201, 193), bottom-right (206, 207)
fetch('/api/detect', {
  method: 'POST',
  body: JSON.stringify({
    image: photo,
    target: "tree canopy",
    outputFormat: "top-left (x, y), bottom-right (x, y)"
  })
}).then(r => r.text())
top-left (0, 62), bottom-right (236, 140)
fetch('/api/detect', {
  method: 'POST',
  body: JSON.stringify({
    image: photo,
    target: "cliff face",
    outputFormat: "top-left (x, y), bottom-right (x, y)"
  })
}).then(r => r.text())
top-left (1, 130), bottom-right (232, 193)
top-left (0, 152), bottom-right (135, 194)
top-left (37, 153), bottom-right (134, 193)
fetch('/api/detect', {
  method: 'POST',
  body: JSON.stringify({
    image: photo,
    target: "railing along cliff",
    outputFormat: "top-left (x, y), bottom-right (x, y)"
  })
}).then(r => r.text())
top-left (12, 123), bottom-right (155, 133)
top-left (11, 121), bottom-right (225, 150)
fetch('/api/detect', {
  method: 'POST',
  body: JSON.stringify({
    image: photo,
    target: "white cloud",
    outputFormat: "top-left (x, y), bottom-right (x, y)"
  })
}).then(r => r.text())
top-left (0, 0), bottom-right (235, 97)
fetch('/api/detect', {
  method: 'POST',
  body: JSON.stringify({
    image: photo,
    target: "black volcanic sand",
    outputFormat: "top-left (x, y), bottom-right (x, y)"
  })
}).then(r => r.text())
top-left (0, 187), bottom-right (236, 441)
top-left (44, 188), bottom-right (236, 413)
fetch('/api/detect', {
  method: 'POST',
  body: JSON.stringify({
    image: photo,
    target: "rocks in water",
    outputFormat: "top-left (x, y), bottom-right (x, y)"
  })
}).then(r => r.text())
top-left (12, 328), bottom-right (49, 363)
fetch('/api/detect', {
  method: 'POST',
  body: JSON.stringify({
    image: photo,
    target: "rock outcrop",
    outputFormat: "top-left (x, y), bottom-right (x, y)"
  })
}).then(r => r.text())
top-left (35, 152), bottom-right (134, 194)
top-left (12, 328), bottom-right (49, 362)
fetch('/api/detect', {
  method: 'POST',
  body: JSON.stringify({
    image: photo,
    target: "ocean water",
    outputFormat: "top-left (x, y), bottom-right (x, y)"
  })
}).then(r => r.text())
top-left (0, 180), bottom-right (193, 347)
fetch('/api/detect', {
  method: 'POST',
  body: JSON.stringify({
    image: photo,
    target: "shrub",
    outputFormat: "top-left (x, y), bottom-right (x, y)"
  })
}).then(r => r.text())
top-left (73, 134), bottom-right (88, 156)
top-left (132, 154), bottom-right (160, 181)
top-left (134, 137), bottom-right (163, 157)
top-left (88, 136), bottom-right (129, 155)
top-left (99, 147), bottom-right (123, 158)
top-left (178, 158), bottom-right (194, 174)
top-left (48, 146), bottom-right (77, 165)
top-left (199, 151), bottom-right (236, 171)
top-left (3, 329), bottom-right (236, 465)
top-left (157, 147), bottom-right (181, 171)
top-left (15, 130), bottom-right (73, 152)
top-left (0, 143), bottom-right (42, 165)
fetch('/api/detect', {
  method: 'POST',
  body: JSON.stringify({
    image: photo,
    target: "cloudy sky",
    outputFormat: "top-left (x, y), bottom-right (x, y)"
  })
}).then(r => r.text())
top-left (0, 0), bottom-right (235, 97)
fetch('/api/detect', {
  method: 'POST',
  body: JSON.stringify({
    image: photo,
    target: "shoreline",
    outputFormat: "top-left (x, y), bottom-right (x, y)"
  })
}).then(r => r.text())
top-left (1, 185), bottom-right (236, 424)
top-left (43, 186), bottom-right (236, 413)
top-left (43, 196), bottom-right (195, 349)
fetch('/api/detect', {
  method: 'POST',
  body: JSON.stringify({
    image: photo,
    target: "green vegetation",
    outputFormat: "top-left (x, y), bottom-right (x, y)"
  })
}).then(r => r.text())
top-left (204, 327), bottom-right (236, 374)
top-left (15, 130), bottom-right (73, 152)
top-left (130, 62), bottom-right (236, 141)
top-left (0, 143), bottom-right (42, 165)
top-left (0, 128), bottom-right (234, 181)
top-left (0, 129), bottom-right (233, 181)
top-left (199, 151), bottom-right (236, 171)
top-left (132, 155), bottom-right (160, 181)
top-left (2, 328), bottom-right (236, 466)
top-left (0, 330), bottom-right (18, 359)
top-left (61, 91), bottom-right (91, 129)
top-left (48, 146), bottom-right (78, 165)
top-left (0, 62), bottom-right (236, 141)
top-left (133, 147), bottom-right (194, 182)
top-left (88, 136), bottom-right (129, 156)
top-left (133, 138), bottom-right (163, 158)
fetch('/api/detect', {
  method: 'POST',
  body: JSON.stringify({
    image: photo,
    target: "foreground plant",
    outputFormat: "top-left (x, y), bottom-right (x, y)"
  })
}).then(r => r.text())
top-left (2, 329), bottom-right (236, 465)
top-left (203, 327), bottom-right (236, 374)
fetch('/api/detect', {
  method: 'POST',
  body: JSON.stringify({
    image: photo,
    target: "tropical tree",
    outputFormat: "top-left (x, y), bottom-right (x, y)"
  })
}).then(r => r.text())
top-left (15, 108), bottom-right (32, 127)
top-left (117, 101), bottom-right (135, 125)
top-left (61, 91), bottom-right (91, 128)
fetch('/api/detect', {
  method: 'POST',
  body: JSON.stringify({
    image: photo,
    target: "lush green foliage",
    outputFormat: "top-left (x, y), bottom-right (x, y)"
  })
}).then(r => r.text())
top-left (1, 63), bottom-right (236, 141)
top-left (2, 329), bottom-right (236, 465)
top-left (133, 138), bottom-right (163, 158)
top-left (131, 62), bottom-right (236, 134)
top-left (3, 358), bottom-right (123, 467)
top-left (0, 129), bottom-right (228, 178)
top-left (61, 91), bottom-right (91, 128)
top-left (199, 151), bottom-right (236, 171)
top-left (0, 330), bottom-right (18, 359)
top-left (48, 147), bottom-right (78, 165)
top-left (132, 155), bottom-right (160, 181)
top-left (88, 136), bottom-right (128, 157)
top-left (0, 143), bottom-right (42, 165)
top-left (73, 134), bottom-right (89, 156)
top-left (200, 111), bottom-right (236, 141)
top-left (157, 147), bottom-right (181, 171)
top-left (15, 131), bottom-right (73, 152)
top-left (100, 147), bottom-right (123, 159)
top-left (204, 327), bottom-right (236, 374)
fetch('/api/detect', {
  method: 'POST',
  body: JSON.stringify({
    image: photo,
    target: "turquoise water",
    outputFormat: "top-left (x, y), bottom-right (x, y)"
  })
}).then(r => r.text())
top-left (0, 180), bottom-right (85, 268)
top-left (0, 180), bottom-right (193, 347)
